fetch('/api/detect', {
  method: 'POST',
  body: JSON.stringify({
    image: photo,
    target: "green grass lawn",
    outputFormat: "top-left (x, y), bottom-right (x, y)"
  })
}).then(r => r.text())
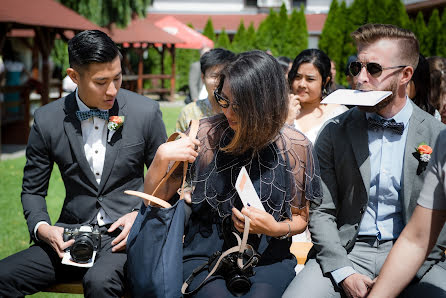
top-left (0, 103), bottom-right (183, 297)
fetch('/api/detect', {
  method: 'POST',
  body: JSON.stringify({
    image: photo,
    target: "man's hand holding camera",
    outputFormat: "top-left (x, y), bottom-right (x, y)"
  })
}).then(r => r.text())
top-left (108, 211), bottom-right (138, 252)
top-left (37, 225), bottom-right (74, 258)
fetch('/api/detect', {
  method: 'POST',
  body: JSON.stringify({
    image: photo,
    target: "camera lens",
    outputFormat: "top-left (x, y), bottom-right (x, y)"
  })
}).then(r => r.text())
top-left (71, 233), bottom-right (94, 263)
top-left (226, 274), bottom-right (251, 297)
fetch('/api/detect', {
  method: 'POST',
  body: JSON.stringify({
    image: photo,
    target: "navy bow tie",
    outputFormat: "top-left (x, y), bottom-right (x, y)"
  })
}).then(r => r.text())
top-left (76, 109), bottom-right (109, 121)
top-left (367, 117), bottom-right (404, 135)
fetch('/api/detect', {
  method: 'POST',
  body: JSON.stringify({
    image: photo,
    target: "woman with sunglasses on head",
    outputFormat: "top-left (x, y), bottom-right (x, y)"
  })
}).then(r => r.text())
top-left (141, 50), bottom-right (322, 297)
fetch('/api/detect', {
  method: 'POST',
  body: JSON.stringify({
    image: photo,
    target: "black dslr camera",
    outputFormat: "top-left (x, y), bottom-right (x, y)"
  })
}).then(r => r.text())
top-left (63, 225), bottom-right (101, 263)
top-left (208, 216), bottom-right (260, 297)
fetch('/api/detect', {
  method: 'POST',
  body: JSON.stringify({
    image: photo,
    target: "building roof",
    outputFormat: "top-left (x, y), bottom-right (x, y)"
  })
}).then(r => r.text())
top-left (109, 18), bottom-right (184, 44)
top-left (0, 0), bottom-right (101, 31)
top-left (146, 13), bottom-right (327, 34)
top-left (154, 16), bottom-right (214, 49)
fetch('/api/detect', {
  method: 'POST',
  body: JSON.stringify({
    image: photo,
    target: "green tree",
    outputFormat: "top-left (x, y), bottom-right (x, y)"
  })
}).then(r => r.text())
top-left (51, 40), bottom-right (69, 78)
top-left (367, 0), bottom-right (388, 24)
top-left (245, 22), bottom-right (257, 51)
top-left (274, 3), bottom-right (290, 56)
top-left (284, 6), bottom-right (308, 59)
top-left (319, 0), bottom-right (346, 82)
top-left (202, 18), bottom-right (216, 42)
top-left (426, 9), bottom-right (441, 56)
top-left (412, 12), bottom-right (429, 55)
top-left (60, 0), bottom-right (151, 27)
top-left (319, 0), bottom-right (339, 54)
top-left (255, 8), bottom-right (278, 53)
top-left (437, 9), bottom-right (446, 57)
top-left (231, 21), bottom-right (247, 53)
top-left (215, 28), bottom-right (231, 50)
top-left (348, 0), bottom-right (368, 30)
top-left (385, 0), bottom-right (410, 28)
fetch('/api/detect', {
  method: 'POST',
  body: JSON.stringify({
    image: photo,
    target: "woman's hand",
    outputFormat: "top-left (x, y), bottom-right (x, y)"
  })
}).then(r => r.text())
top-left (231, 207), bottom-right (281, 236)
top-left (286, 93), bottom-right (301, 125)
top-left (157, 135), bottom-right (200, 163)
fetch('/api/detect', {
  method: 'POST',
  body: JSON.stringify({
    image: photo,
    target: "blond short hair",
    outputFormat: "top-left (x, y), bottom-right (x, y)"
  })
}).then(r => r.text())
top-left (351, 24), bottom-right (419, 68)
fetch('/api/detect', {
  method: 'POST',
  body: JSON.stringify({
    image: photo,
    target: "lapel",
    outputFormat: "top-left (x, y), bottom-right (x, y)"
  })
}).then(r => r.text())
top-left (346, 108), bottom-right (371, 198)
top-left (402, 103), bottom-right (426, 216)
top-left (63, 92), bottom-right (98, 188)
top-left (97, 91), bottom-right (127, 194)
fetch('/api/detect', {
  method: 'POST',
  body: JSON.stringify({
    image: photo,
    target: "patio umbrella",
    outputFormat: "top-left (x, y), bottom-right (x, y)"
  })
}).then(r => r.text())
top-left (154, 16), bottom-right (214, 49)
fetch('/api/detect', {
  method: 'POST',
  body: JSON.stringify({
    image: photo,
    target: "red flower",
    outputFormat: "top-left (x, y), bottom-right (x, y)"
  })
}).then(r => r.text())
top-left (109, 116), bottom-right (124, 125)
top-left (417, 144), bottom-right (432, 155)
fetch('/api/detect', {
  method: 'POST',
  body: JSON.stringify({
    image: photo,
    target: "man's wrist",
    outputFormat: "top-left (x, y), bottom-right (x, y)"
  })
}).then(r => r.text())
top-left (331, 266), bottom-right (356, 285)
top-left (34, 221), bottom-right (50, 241)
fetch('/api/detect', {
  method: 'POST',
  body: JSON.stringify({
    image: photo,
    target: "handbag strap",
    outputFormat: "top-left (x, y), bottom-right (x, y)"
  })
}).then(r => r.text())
top-left (181, 216), bottom-right (252, 295)
top-left (125, 120), bottom-right (199, 208)
top-left (152, 119), bottom-right (199, 199)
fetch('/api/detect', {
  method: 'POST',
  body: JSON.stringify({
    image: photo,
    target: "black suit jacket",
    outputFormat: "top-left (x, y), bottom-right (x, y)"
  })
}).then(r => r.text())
top-left (21, 89), bottom-right (167, 241)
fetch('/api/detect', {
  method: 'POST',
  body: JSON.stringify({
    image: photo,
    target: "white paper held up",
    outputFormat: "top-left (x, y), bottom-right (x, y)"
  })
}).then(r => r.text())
top-left (235, 166), bottom-right (265, 212)
top-left (321, 89), bottom-right (392, 106)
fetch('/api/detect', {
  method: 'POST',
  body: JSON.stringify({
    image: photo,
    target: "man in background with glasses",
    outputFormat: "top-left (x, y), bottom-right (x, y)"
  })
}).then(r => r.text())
top-left (284, 23), bottom-right (446, 298)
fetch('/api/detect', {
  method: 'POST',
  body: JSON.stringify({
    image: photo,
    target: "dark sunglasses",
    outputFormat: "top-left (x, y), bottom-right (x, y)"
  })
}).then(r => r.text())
top-left (349, 61), bottom-right (407, 78)
top-left (214, 90), bottom-right (239, 113)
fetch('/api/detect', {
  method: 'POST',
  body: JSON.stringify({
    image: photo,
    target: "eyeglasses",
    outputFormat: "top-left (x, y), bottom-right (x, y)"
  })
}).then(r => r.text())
top-left (349, 61), bottom-right (407, 78)
top-left (214, 90), bottom-right (239, 113)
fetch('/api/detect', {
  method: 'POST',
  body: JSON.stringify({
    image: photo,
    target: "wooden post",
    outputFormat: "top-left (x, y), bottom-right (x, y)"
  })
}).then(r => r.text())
top-left (170, 45), bottom-right (176, 101)
top-left (137, 48), bottom-right (143, 94)
top-left (34, 27), bottom-right (55, 106)
top-left (161, 45), bottom-right (165, 90)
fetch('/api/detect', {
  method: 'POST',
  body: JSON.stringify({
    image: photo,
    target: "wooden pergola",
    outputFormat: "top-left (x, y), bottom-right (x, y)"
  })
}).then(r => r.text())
top-left (108, 18), bottom-right (185, 101)
top-left (0, 0), bottom-right (101, 145)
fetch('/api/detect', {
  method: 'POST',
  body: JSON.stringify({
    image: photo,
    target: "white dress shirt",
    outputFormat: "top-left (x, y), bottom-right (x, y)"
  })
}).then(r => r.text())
top-left (34, 90), bottom-right (113, 239)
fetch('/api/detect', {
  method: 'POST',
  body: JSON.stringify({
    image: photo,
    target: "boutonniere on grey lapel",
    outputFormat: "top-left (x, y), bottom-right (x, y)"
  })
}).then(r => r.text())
top-left (414, 142), bottom-right (433, 175)
top-left (107, 116), bottom-right (125, 142)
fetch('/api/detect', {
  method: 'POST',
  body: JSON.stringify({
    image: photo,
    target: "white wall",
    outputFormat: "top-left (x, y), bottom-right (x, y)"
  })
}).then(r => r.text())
top-left (151, 0), bottom-right (245, 12)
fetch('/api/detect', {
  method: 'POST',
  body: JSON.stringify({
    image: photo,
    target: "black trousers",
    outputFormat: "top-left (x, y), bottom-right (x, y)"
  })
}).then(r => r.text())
top-left (0, 229), bottom-right (127, 298)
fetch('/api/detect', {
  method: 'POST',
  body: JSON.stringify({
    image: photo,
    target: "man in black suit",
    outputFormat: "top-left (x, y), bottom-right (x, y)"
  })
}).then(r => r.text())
top-left (0, 30), bottom-right (167, 297)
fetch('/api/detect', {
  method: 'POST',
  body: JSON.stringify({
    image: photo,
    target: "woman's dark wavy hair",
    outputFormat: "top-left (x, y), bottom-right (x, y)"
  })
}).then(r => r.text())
top-left (216, 50), bottom-right (289, 155)
top-left (288, 49), bottom-right (332, 98)
top-left (411, 54), bottom-right (436, 115)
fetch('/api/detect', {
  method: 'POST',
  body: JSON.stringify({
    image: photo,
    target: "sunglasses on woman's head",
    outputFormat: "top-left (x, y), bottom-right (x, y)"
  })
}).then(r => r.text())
top-left (214, 90), bottom-right (239, 113)
top-left (349, 61), bottom-right (407, 78)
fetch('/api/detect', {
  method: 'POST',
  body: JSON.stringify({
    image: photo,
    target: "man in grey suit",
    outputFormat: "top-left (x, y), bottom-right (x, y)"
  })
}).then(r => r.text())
top-left (0, 30), bottom-right (167, 297)
top-left (283, 24), bottom-right (446, 298)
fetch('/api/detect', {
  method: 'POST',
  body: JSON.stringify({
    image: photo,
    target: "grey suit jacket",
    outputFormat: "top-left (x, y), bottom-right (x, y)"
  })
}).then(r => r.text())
top-left (21, 89), bottom-right (167, 242)
top-left (188, 61), bottom-right (203, 101)
top-left (309, 102), bottom-right (446, 279)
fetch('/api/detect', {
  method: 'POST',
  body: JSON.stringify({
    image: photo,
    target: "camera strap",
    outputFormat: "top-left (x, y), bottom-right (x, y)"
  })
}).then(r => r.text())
top-left (181, 216), bottom-right (254, 295)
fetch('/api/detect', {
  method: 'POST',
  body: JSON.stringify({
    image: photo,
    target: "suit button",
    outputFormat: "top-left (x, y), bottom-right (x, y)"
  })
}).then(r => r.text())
top-left (98, 197), bottom-right (103, 202)
top-left (355, 224), bottom-right (358, 230)
top-left (360, 206), bottom-right (366, 214)
top-left (95, 126), bottom-right (99, 130)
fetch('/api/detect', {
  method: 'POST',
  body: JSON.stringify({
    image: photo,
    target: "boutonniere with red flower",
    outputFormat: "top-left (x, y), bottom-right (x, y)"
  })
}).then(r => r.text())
top-left (107, 116), bottom-right (124, 142)
top-left (414, 142), bottom-right (433, 175)
top-left (416, 143), bottom-right (433, 162)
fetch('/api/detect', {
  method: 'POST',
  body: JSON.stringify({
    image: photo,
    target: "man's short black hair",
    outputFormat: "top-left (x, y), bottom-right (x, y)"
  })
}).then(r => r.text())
top-left (200, 48), bottom-right (236, 75)
top-left (68, 30), bottom-right (122, 70)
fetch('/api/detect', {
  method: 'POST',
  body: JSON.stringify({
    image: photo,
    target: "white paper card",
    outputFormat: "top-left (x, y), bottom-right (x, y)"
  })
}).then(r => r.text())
top-left (321, 89), bottom-right (392, 106)
top-left (235, 166), bottom-right (265, 212)
top-left (62, 250), bottom-right (97, 268)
